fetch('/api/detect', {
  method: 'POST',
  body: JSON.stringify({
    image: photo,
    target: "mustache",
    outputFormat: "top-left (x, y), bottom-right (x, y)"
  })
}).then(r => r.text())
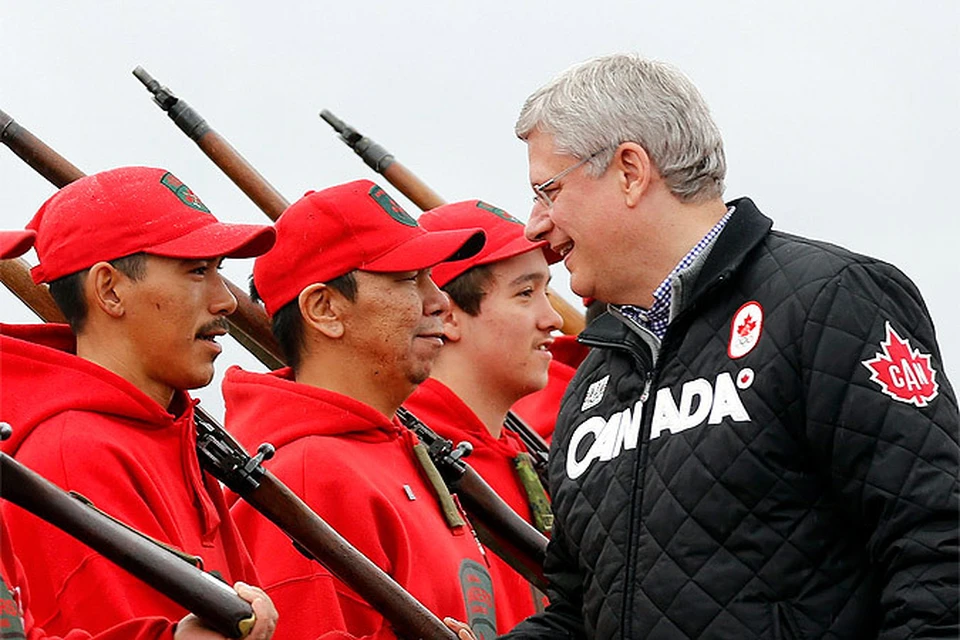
top-left (197, 318), bottom-right (230, 336)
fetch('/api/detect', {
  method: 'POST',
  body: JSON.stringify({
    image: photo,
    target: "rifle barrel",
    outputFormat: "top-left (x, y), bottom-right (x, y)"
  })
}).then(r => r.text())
top-left (0, 452), bottom-right (255, 638)
top-left (0, 107), bottom-right (284, 371)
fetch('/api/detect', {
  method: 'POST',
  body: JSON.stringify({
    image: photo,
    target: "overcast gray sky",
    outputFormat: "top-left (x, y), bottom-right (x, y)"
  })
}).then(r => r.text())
top-left (2, 1), bottom-right (957, 419)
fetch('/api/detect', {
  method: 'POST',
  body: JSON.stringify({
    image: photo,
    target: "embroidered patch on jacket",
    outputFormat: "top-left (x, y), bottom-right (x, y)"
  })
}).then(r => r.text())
top-left (459, 559), bottom-right (497, 639)
top-left (862, 321), bottom-right (939, 407)
top-left (368, 184), bottom-right (418, 227)
top-left (728, 301), bottom-right (763, 359)
top-left (581, 375), bottom-right (610, 411)
top-left (160, 172), bottom-right (211, 213)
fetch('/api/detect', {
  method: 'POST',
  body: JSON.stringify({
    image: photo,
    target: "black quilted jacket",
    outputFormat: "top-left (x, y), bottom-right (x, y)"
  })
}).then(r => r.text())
top-left (502, 198), bottom-right (958, 639)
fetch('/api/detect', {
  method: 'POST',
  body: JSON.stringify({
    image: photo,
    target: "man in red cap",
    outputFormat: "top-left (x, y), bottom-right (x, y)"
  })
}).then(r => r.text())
top-left (0, 167), bottom-right (277, 638)
top-left (402, 200), bottom-right (561, 630)
top-left (0, 227), bottom-right (278, 640)
top-left (224, 180), bottom-right (502, 639)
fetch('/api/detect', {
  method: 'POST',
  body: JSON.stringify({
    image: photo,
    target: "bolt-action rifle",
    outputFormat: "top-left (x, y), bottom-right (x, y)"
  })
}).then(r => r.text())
top-left (0, 108), bottom-right (283, 370)
top-left (0, 113), bottom-right (460, 639)
top-left (133, 67), bottom-right (552, 581)
top-left (0, 424), bottom-right (256, 638)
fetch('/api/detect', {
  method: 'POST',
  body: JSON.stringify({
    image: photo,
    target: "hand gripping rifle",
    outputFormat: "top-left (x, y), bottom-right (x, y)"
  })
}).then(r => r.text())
top-left (133, 67), bottom-right (552, 581)
top-left (0, 112), bottom-right (458, 639)
top-left (396, 408), bottom-right (548, 593)
top-left (0, 424), bottom-right (256, 638)
top-left (0, 108), bottom-right (284, 371)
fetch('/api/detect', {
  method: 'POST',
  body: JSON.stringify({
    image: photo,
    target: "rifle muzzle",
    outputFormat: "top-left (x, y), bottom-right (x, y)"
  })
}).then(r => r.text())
top-left (134, 66), bottom-right (210, 141)
top-left (320, 109), bottom-right (394, 173)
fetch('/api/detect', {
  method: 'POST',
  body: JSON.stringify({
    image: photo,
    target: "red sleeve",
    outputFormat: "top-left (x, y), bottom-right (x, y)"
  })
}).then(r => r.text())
top-left (3, 525), bottom-right (175, 640)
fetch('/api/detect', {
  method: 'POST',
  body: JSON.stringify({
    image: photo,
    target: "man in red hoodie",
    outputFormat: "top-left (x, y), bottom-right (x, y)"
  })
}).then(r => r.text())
top-left (0, 228), bottom-right (277, 640)
top-left (224, 180), bottom-right (502, 640)
top-left (0, 168), bottom-right (277, 638)
top-left (403, 201), bottom-right (561, 629)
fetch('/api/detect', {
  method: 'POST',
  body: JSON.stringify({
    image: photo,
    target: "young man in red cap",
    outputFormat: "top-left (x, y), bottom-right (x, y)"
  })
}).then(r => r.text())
top-left (0, 227), bottom-right (278, 640)
top-left (224, 180), bottom-right (501, 640)
top-left (403, 200), bottom-right (562, 629)
top-left (0, 167), bottom-right (277, 638)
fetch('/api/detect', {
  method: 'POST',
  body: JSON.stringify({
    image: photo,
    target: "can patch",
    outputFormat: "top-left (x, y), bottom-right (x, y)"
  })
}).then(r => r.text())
top-left (862, 321), bottom-right (939, 407)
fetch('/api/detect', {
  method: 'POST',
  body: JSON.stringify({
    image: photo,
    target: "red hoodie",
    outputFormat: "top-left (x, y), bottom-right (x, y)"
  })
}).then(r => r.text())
top-left (1, 520), bottom-right (174, 640)
top-left (222, 366), bottom-right (498, 640)
top-left (0, 324), bottom-right (258, 637)
top-left (404, 378), bottom-right (549, 629)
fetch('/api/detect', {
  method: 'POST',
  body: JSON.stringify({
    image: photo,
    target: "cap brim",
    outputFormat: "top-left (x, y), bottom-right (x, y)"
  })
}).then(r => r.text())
top-left (481, 236), bottom-right (562, 267)
top-left (364, 228), bottom-right (485, 273)
top-left (0, 230), bottom-right (36, 260)
top-left (147, 222), bottom-right (277, 260)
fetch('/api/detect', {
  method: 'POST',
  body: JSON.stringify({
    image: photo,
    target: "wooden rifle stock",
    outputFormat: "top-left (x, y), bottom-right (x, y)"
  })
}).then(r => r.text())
top-left (0, 442), bottom-right (255, 638)
top-left (319, 109), bottom-right (587, 337)
top-left (396, 408), bottom-right (549, 592)
top-left (192, 411), bottom-right (458, 640)
top-left (0, 108), bottom-right (284, 370)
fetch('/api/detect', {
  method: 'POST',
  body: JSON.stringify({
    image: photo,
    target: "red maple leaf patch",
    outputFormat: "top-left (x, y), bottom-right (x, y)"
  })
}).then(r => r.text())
top-left (737, 314), bottom-right (756, 337)
top-left (862, 322), bottom-right (939, 407)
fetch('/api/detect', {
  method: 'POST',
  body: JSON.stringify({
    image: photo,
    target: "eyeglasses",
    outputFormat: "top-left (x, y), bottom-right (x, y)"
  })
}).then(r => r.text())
top-left (531, 148), bottom-right (606, 209)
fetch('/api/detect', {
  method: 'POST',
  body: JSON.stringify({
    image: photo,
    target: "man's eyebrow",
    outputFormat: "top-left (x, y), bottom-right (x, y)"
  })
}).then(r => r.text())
top-left (509, 271), bottom-right (549, 287)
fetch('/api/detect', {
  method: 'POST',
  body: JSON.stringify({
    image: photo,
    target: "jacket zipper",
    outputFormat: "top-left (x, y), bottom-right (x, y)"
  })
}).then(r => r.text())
top-left (582, 309), bottom-right (663, 640)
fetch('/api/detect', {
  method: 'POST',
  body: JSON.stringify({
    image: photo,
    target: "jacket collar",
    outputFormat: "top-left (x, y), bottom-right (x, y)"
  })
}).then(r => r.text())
top-left (580, 197), bottom-right (772, 347)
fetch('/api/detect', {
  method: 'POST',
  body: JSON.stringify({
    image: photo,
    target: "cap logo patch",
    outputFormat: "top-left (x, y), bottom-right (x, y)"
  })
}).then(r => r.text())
top-left (476, 200), bottom-right (521, 224)
top-left (159, 172), bottom-right (210, 213)
top-left (581, 375), bottom-right (610, 411)
top-left (728, 301), bottom-right (763, 359)
top-left (862, 321), bottom-right (939, 407)
top-left (368, 185), bottom-right (417, 227)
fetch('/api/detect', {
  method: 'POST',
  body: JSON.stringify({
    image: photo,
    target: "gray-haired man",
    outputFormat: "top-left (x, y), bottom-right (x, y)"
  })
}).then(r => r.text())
top-left (451, 53), bottom-right (958, 640)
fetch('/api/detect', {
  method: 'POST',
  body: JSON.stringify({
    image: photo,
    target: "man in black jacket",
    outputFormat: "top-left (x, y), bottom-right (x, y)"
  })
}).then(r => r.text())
top-left (449, 54), bottom-right (959, 639)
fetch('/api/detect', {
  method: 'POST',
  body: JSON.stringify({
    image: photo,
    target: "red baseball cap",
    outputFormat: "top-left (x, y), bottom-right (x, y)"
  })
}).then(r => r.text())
top-left (0, 230), bottom-right (35, 260)
top-left (27, 166), bottom-right (276, 284)
top-left (419, 200), bottom-right (561, 288)
top-left (253, 180), bottom-right (485, 316)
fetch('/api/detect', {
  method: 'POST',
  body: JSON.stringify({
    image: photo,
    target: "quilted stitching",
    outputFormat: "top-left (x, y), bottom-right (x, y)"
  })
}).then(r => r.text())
top-left (530, 202), bottom-right (958, 640)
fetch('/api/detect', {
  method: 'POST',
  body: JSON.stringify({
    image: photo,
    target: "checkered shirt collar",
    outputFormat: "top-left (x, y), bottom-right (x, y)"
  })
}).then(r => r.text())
top-left (617, 206), bottom-right (734, 339)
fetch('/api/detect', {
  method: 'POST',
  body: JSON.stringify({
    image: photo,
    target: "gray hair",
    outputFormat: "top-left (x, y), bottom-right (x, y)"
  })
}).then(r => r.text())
top-left (516, 54), bottom-right (726, 203)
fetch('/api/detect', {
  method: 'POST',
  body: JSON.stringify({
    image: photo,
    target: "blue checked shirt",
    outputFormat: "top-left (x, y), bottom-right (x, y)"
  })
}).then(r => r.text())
top-left (616, 207), bottom-right (734, 339)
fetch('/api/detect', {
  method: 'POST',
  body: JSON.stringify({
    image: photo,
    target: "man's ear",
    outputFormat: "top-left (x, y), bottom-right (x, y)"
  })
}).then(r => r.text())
top-left (615, 142), bottom-right (655, 207)
top-left (86, 262), bottom-right (126, 319)
top-left (299, 283), bottom-right (345, 339)
top-left (441, 305), bottom-right (462, 344)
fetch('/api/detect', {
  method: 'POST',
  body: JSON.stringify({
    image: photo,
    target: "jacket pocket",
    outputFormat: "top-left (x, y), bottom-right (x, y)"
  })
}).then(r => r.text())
top-left (772, 602), bottom-right (805, 640)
